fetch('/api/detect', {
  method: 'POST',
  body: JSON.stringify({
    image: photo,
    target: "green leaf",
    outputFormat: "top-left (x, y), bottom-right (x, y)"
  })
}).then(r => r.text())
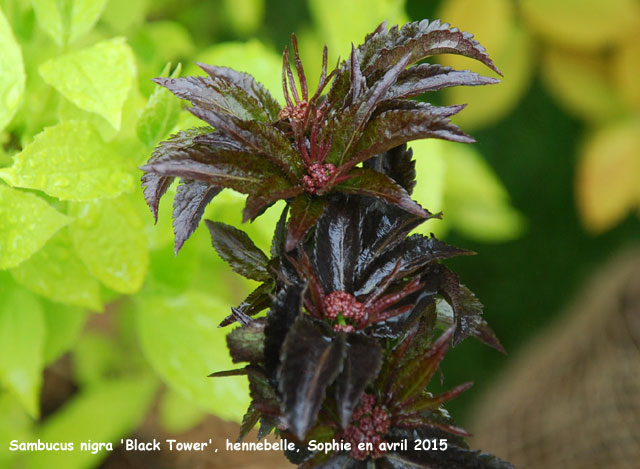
top-left (135, 292), bottom-right (250, 422)
top-left (0, 286), bottom-right (45, 417)
top-left (137, 63), bottom-right (183, 148)
top-left (0, 392), bottom-right (33, 467)
top-left (42, 302), bottom-right (88, 365)
top-left (0, 8), bottom-right (25, 132)
top-left (0, 185), bottom-right (71, 270)
top-left (10, 232), bottom-right (102, 311)
top-left (26, 376), bottom-right (157, 469)
top-left (39, 38), bottom-right (136, 130)
top-left (69, 197), bottom-right (149, 294)
top-left (158, 389), bottom-right (206, 434)
top-left (0, 121), bottom-right (134, 201)
top-left (32, 0), bottom-right (108, 47)
top-left (205, 221), bottom-right (270, 282)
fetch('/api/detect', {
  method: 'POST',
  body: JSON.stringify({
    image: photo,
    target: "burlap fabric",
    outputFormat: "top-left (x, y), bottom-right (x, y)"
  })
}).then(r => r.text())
top-left (470, 247), bottom-right (640, 468)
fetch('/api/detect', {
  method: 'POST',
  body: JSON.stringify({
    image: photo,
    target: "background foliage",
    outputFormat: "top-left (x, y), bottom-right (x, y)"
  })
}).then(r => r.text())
top-left (0, 0), bottom-right (638, 468)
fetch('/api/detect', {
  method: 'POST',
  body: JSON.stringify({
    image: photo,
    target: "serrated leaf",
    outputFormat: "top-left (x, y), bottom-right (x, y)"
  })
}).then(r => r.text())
top-left (363, 144), bottom-right (416, 195)
top-left (0, 121), bottom-right (134, 201)
top-left (337, 168), bottom-right (427, 218)
top-left (26, 376), bottom-right (157, 469)
top-left (39, 37), bottom-right (136, 130)
top-left (205, 220), bottom-right (270, 281)
top-left (0, 9), bottom-right (25, 132)
top-left (335, 334), bottom-right (383, 428)
top-left (136, 292), bottom-right (250, 421)
top-left (278, 315), bottom-right (347, 439)
top-left (32, 0), bottom-right (108, 47)
top-left (173, 180), bottom-right (222, 254)
top-left (520, 0), bottom-right (640, 50)
top-left (220, 281), bottom-right (274, 327)
top-left (576, 119), bottom-right (640, 232)
top-left (137, 63), bottom-right (183, 148)
top-left (0, 286), bottom-right (45, 417)
top-left (0, 185), bottom-right (71, 270)
top-left (242, 177), bottom-right (302, 223)
top-left (285, 194), bottom-right (328, 252)
top-left (197, 62), bottom-right (281, 120)
top-left (70, 197), bottom-right (149, 294)
top-left (10, 231), bottom-right (102, 310)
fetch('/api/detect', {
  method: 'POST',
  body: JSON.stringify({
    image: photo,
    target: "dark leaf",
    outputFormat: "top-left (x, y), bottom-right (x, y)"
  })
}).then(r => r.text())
top-left (141, 127), bottom-right (213, 221)
top-left (336, 168), bottom-right (427, 218)
top-left (154, 75), bottom-right (271, 122)
top-left (141, 146), bottom-right (287, 195)
top-left (285, 194), bottom-right (328, 252)
top-left (238, 405), bottom-right (260, 442)
top-left (348, 108), bottom-right (473, 172)
top-left (205, 220), bottom-right (270, 282)
top-left (309, 453), bottom-right (363, 469)
top-left (242, 178), bottom-right (302, 223)
top-left (473, 320), bottom-right (506, 354)
top-left (328, 53), bottom-right (412, 167)
top-left (335, 334), bottom-right (383, 428)
top-left (220, 282), bottom-right (275, 327)
top-left (248, 367), bottom-right (279, 409)
top-left (172, 179), bottom-right (222, 253)
top-left (226, 318), bottom-right (266, 364)
top-left (363, 144), bottom-right (416, 195)
top-left (258, 419), bottom-right (276, 439)
top-left (358, 20), bottom-right (502, 79)
top-left (208, 367), bottom-right (249, 377)
top-left (264, 285), bottom-right (302, 378)
top-left (277, 315), bottom-right (347, 439)
top-left (398, 382), bottom-right (473, 417)
top-left (197, 62), bottom-right (282, 120)
top-left (271, 204), bottom-right (290, 258)
top-left (385, 64), bottom-right (499, 101)
top-left (394, 328), bottom-right (453, 406)
top-left (311, 196), bottom-right (363, 293)
top-left (384, 427), bottom-right (514, 469)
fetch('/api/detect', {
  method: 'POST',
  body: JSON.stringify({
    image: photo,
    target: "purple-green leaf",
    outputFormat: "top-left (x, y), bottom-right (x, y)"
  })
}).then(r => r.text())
top-left (336, 167), bottom-right (427, 218)
top-left (205, 220), bottom-right (270, 282)
top-left (172, 180), bottom-right (222, 254)
top-left (285, 194), bottom-right (328, 252)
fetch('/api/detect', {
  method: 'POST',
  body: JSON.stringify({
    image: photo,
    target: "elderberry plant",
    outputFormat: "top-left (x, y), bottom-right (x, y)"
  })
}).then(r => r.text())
top-left (142, 19), bottom-right (513, 468)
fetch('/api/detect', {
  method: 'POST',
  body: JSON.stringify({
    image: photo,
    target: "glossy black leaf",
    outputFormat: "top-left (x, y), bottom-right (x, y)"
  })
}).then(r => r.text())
top-left (172, 179), bottom-right (222, 254)
top-left (227, 318), bottom-right (266, 364)
top-left (264, 285), bottom-right (302, 378)
top-left (335, 334), bottom-right (383, 428)
top-left (197, 62), bottom-right (282, 120)
top-left (219, 282), bottom-right (275, 327)
top-left (363, 144), bottom-right (416, 195)
top-left (205, 220), bottom-right (270, 282)
top-left (271, 204), bottom-right (290, 258)
top-left (311, 196), bottom-right (363, 293)
top-left (277, 315), bottom-right (347, 439)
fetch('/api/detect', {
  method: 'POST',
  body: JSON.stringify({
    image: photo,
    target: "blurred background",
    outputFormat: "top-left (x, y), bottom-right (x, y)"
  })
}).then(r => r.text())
top-left (0, 0), bottom-right (638, 467)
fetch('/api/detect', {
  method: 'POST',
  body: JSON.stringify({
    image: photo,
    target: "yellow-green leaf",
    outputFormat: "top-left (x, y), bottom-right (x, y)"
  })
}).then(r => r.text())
top-left (613, 37), bottom-right (640, 111)
top-left (0, 185), bottom-right (71, 270)
top-left (136, 292), bottom-right (250, 422)
top-left (26, 376), bottom-right (157, 469)
top-left (31, 0), bottom-right (108, 46)
top-left (576, 119), bottom-right (640, 232)
top-left (542, 48), bottom-right (628, 122)
top-left (137, 63), bottom-right (182, 148)
top-left (0, 285), bottom-right (45, 418)
top-left (520, 0), bottom-right (640, 51)
top-left (11, 232), bottom-right (102, 311)
top-left (42, 302), bottom-right (88, 365)
top-left (439, 0), bottom-right (534, 129)
top-left (70, 197), bottom-right (149, 294)
top-left (39, 38), bottom-right (136, 130)
top-left (0, 8), bottom-right (25, 132)
top-left (223, 0), bottom-right (265, 35)
top-left (0, 121), bottom-right (134, 200)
